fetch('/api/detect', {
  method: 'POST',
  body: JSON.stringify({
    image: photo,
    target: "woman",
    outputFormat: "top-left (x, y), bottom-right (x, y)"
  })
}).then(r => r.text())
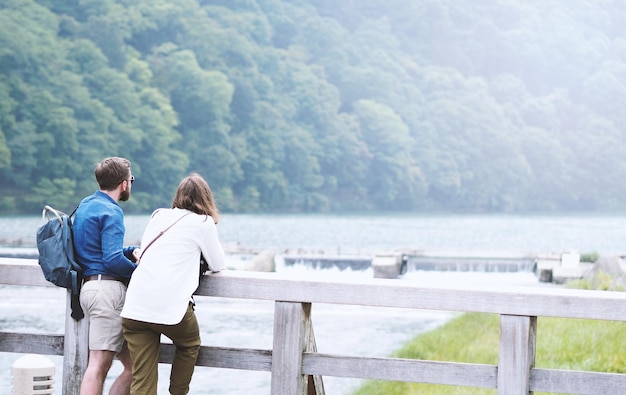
top-left (121, 173), bottom-right (226, 395)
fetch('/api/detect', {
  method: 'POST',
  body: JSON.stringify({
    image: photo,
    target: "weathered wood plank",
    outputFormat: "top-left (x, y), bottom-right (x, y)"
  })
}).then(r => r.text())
top-left (0, 259), bottom-right (53, 287)
top-left (271, 302), bottom-right (309, 394)
top-left (498, 315), bottom-right (536, 395)
top-left (0, 332), bottom-right (64, 355)
top-left (197, 271), bottom-right (626, 322)
top-left (159, 344), bottom-right (272, 371)
top-left (5, 333), bottom-right (626, 395)
top-left (530, 368), bottom-right (626, 395)
top-left (62, 292), bottom-right (89, 395)
top-left (302, 354), bottom-right (497, 388)
top-left (304, 318), bottom-right (325, 395)
top-left (3, 261), bottom-right (626, 322)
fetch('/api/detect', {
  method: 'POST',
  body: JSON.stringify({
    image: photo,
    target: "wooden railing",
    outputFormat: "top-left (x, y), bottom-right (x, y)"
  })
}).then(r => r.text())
top-left (1, 258), bottom-right (626, 395)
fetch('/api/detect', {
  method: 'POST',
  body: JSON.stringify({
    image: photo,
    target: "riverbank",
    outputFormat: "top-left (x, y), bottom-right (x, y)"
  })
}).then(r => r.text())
top-left (353, 311), bottom-right (626, 395)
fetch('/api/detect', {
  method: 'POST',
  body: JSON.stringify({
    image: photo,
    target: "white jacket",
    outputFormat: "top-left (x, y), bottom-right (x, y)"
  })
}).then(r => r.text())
top-left (121, 208), bottom-right (225, 324)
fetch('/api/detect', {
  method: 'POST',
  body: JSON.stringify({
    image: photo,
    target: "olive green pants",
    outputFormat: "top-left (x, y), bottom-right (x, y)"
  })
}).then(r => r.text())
top-left (122, 303), bottom-right (200, 395)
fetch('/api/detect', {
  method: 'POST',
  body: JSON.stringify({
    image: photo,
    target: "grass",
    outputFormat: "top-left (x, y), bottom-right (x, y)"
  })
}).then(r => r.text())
top-left (579, 251), bottom-right (600, 263)
top-left (567, 271), bottom-right (625, 291)
top-left (353, 299), bottom-right (626, 395)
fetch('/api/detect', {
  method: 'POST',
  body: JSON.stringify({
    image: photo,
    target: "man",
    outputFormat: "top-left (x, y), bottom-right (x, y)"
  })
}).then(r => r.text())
top-left (73, 157), bottom-right (140, 395)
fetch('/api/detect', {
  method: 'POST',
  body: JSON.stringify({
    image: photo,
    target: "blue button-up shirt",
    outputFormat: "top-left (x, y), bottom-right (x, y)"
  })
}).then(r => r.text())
top-left (73, 191), bottom-right (137, 279)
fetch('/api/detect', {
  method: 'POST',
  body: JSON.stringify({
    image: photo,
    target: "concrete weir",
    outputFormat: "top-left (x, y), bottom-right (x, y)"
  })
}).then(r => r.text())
top-left (0, 247), bottom-right (560, 280)
top-left (409, 255), bottom-right (536, 273)
top-left (281, 250), bottom-right (538, 277)
top-left (282, 254), bottom-right (371, 271)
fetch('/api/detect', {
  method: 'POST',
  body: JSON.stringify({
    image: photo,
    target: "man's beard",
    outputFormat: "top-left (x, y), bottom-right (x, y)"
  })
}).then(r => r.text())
top-left (119, 189), bottom-right (130, 202)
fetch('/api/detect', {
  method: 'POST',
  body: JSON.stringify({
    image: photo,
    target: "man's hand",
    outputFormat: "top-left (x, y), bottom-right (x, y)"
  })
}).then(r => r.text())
top-left (132, 248), bottom-right (142, 263)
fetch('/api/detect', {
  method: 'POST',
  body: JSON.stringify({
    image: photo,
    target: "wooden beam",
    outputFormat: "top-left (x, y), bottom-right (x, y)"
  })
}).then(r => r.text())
top-left (302, 354), bottom-right (497, 387)
top-left (0, 259), bottom-right (53, 287)
top-left (62, 291), bottom-right (89, 395)
top-left (304, 315), bottom-right (325, 395)
top-left (159, 344), bottom-right (272, 371)
top-left (0, 332), bottom-right (64, 355)
top-left (498, 315), bottom-right (536, 395)
top-left (197, 271), bottom-right (626, 322)
top-left (3, 261), bottom-right (626, 322)
top-left (271, 302), bottom-right (310, 394)
top-left (531, 368), bottom-right (626, 394)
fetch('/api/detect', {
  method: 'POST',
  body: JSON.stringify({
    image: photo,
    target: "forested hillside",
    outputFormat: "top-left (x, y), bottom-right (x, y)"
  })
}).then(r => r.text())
top-left (1, 0), bottom-right (625, 214)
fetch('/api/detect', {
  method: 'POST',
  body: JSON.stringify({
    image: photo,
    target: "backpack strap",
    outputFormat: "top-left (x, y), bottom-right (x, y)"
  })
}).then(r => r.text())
top-left (69, 270), bottom-right (84, 320)
top-left (69, 204), bottom-right (84, 320)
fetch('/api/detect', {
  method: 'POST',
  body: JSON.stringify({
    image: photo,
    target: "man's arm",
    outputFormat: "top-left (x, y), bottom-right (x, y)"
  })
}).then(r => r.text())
top-left (100, 212), bottom-right (137, 278)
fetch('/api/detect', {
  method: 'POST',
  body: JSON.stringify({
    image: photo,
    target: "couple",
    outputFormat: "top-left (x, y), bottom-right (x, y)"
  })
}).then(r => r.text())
top-left (73, 157), bottom-right (226, 395)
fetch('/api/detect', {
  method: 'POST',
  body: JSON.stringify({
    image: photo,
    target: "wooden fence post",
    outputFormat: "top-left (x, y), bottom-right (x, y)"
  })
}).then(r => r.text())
top-left (62, 290), bottom-right (89, 395)
top-left (498, 315), bottom-right (536, 395)
top-left (271, 302), bottom-right (320, 395)
top-left (305, 320), bottom-right (325, 395)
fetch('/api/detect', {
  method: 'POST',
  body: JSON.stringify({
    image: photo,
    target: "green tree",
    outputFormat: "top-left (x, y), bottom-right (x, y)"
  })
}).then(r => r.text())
top-left (354, 100), bottom-right (426, 210)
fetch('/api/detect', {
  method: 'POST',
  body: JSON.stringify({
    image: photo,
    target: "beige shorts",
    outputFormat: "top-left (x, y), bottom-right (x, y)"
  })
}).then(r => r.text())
top-left (80, 278), bottom-right (127, 353)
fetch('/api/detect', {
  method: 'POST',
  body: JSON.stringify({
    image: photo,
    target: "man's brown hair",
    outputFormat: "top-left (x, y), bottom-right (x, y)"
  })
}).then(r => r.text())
top-left (95, 157), bottom-right (131, 191)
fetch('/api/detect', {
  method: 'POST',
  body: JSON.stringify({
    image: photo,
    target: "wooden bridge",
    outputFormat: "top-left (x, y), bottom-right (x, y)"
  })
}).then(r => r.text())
top-left (1, 258), bottom-right (625, 394)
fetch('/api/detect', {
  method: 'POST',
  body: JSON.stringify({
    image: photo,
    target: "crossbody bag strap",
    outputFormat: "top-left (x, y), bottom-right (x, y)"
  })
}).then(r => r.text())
top-left (139, 212), bottom-right (192, 261)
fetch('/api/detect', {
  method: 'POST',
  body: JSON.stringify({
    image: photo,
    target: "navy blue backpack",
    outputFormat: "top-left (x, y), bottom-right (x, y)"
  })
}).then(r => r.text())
top-left (36, 205), bottom-right (84, 320)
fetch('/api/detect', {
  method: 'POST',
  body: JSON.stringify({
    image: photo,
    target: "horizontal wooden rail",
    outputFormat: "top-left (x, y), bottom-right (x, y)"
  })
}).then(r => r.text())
top-left (1, 259), bottom-right (626, 394)
top-left (3, 259), bottom-right (624, 320)
top-left (198, 270), bottom-right (626, 321)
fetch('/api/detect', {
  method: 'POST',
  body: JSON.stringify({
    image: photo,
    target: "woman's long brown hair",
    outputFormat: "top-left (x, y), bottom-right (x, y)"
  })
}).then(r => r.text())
top-left (171, 172), bottom-right (220, 223)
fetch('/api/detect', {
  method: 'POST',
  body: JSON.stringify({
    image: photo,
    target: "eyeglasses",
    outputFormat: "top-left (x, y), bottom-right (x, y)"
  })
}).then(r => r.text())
top-left (121, 176), bottom-right (135, 185)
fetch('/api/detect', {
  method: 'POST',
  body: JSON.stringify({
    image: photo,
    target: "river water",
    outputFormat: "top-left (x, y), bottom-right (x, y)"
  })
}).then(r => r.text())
top-left (1, 212), bottom-right (625, 394)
